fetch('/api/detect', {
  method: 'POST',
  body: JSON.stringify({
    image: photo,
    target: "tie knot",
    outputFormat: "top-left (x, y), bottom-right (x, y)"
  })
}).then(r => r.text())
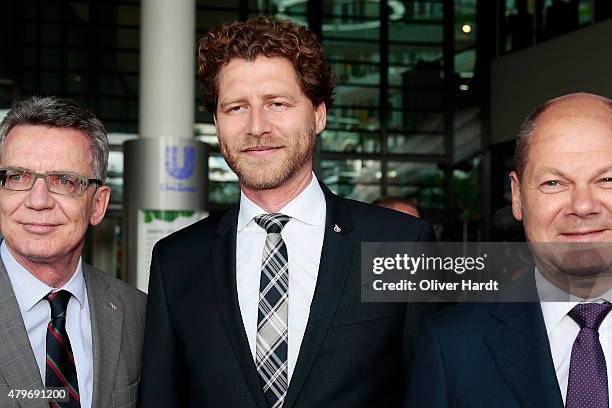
top-left (44, 290), bottom-right (72, 320)
top-left (568, 302), bottom-right (612, 330)
top-left (254, 213), bottom-right (291, 234)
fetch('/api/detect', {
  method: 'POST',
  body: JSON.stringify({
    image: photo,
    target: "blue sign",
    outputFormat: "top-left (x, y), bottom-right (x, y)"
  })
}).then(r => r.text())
top-left (165, 146), bottom-right (196, 180)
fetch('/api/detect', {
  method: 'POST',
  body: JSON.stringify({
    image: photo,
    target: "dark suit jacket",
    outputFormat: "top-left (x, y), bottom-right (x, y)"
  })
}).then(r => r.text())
top-left (407, 300), bottom-right (565, 408)
top-left (0, 260), bottom-right (147, 408)
top-left (139, 183), bottom-right (435, 407)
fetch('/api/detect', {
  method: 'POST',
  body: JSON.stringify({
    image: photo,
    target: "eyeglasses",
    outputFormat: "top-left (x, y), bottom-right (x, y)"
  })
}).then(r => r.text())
top-left (0, 167), bottom-right (102, 196)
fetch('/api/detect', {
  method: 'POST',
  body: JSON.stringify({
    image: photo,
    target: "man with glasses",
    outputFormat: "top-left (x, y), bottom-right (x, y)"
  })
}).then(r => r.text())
top-left (0, 96), bottom-right (146, 408)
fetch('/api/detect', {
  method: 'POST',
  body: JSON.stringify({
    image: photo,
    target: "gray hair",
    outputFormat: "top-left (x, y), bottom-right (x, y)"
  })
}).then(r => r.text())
top-left (0, 96), bottom-right (109, 181)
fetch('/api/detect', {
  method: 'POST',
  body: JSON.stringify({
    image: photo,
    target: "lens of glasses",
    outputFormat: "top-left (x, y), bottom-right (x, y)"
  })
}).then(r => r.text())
top-left (0, 169), bottom-right (33, 190)
top-left (46, 173), bottom-right (85, 195)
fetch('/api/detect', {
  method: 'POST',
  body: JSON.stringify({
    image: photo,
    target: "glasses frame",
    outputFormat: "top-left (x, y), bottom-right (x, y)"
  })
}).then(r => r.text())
top-left (0, 167), bottom-right (103, 197)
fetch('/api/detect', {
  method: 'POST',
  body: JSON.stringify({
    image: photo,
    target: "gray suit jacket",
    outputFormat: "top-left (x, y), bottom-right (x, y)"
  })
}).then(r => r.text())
top-left (0, 259), bottom-right (146, 408)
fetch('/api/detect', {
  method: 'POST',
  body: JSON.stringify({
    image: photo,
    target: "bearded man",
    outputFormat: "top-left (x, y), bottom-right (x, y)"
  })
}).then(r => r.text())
top-left (139, 16), bottom-right (434, 408)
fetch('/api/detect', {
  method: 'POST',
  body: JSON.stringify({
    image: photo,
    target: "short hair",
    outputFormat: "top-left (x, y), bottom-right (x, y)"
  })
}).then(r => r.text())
top-left (0, 96), bottom-right (109, 181)
top-left (198, 16), bottom-right (335, 113)
top-left (514, 93), bottom-right (612, 180)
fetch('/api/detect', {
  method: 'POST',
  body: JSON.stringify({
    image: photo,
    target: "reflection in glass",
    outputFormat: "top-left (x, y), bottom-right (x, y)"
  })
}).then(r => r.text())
top-left (390, 86), bottom-right (443, 111)
top-left (331, 60), bottom-right (380, 85)
top-left (334, 84), bottom-right (380, 108)
top-left (325, 39), bottom-right (380, 64)
top-left (327, 105), bottom-right (380, 132)
top-left (208, 155), bottom-right (239, 205)
top-left (321, 129), bottom-right (380, 153)
top-left (505, 0), bottom-right (534, 52)
top-left (389, 110), bottom-right (444, 133)
top-left (387, 162), bottom-right (444, 211)
top-left (321, 159), bottom-right (381, 203)
top-left (388, 133), bottom-right (444, 155)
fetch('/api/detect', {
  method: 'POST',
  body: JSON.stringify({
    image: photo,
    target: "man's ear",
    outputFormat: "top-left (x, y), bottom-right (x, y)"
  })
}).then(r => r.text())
top-left (89, 185), bottom-right (111, 226)
top-left (314, 103), bottom-right (327, 135)
top-left (510, 171), bottom-right (523, 221)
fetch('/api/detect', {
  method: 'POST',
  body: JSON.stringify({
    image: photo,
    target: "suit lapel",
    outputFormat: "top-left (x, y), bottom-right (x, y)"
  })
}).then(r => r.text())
top-left (484, 301), bottom-right (564, 408)
top-left (283, 185), bottom-right (354, 408)
top-left (85, 265), bottom-right (123, 408)
top-left (0, 259), bottom-right (47, 408)
top-left (214, 206), bottom-right (269, 408)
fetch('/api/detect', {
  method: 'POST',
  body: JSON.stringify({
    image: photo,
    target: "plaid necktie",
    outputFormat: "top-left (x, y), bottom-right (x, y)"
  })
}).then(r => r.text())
top-left (45, 290), bottom-right (80, 407)
top-left (254, 213), bottom-right (291, 408)
top-left (566, 302), bottom-right (612, 408)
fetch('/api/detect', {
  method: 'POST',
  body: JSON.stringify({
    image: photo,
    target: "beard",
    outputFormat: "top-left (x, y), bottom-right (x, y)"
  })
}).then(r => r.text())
top-left (219, 125), bottom-right (317, 190)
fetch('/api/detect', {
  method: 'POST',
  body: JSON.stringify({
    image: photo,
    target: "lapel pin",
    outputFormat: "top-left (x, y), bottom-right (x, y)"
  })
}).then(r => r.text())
top-left (109, 302), bottom-right (118, 311)
top-left (333, 224), bottom-right (341, 233)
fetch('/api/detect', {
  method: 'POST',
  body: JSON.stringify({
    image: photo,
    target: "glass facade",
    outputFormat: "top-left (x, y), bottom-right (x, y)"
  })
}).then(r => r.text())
top-left (1, 0), bottom-right (609, 244)
top-left (501, 0), bottom-right (611, 54)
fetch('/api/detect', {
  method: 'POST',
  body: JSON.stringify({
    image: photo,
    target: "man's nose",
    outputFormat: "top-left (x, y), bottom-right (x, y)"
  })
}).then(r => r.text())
top-left (24, 178), bottom-right (55, 210)
top-left (568, 184), bottom-right (601, 217)
top-left (246, 107), bottom-right (271, 138)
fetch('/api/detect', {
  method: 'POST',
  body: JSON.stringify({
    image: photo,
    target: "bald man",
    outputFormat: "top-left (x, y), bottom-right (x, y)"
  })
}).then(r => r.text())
top-left (372, 196), bottom-right (420, 218)
top-left (407, 93), bottom-right (612, 408)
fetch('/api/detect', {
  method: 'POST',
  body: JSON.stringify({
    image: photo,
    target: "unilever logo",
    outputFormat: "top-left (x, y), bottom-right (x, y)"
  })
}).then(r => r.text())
top-left (165, 146), bottom-right (196, 180)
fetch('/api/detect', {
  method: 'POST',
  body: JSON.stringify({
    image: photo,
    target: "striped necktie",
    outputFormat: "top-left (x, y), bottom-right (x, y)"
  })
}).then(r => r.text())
top-left (254, 213), bottom-right (291, 408)
top-left (45, 290), bottom-right (80, 407)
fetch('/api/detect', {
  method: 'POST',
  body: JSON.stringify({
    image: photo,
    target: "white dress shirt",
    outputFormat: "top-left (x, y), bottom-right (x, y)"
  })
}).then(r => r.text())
top-left (236, 173), bottom-right (326, 382)
top-left (2, 240), bottom-right (93, 408)
top-left (537, 269), bottom-right (612, 405)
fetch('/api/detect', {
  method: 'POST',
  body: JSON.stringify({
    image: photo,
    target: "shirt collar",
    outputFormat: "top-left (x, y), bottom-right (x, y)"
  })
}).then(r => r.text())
top-left (1, 240), bottom-right (86, 312)
top-left (237, 172), bottom-right (326, 232)
top-left (537, 267), bottom-right (612, 329)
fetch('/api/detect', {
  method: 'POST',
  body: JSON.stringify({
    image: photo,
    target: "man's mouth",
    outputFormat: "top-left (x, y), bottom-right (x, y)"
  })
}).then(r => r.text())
top-left (21, 222), bottom-right (60, 234)
top-left (559, 229), bottom-right (608, 239)
top-left (243, 146), bottom-right (283, 157)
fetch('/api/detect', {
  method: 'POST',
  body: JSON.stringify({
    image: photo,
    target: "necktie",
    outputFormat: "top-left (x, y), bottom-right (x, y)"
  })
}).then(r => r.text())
top-left (45, 290), bottom-right (80, 407)
top-left (254, 213), bottom-right (291, 408)
top-left (566, 302), bottom-right (612, 408)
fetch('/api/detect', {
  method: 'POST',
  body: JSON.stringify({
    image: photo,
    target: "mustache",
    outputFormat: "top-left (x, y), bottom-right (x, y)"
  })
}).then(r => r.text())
top-left (234, 137), bottom-right (285, 151)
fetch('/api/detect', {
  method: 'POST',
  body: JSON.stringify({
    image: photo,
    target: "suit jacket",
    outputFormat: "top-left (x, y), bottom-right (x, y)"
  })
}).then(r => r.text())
top-left (139, 183), bottom-right (435, 407)
top-left (0, 259), bottom-right (147, 408)
top-left (406, 300), bottom-right (565, 408)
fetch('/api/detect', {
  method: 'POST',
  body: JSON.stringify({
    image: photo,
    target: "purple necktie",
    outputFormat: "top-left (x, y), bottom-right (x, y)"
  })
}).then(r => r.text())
top-left (566, 302), bottom-right (612, 408)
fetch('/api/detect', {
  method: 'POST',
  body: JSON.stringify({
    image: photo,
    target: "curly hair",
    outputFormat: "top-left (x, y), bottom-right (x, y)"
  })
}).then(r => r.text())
top-left (198, 16), bottom-right (335, 113)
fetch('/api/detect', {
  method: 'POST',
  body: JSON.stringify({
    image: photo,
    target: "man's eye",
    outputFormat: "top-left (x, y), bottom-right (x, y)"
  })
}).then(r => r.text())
top-left (59, 176), bottom-right (74, 186)
top-left (600, 177), bottom-right (612, 187)
top-left (226, 105), bottom-right (244, 113)
top-left (8, 173), bottom-right (29, 183)
top-left (539, 180), bottom-right (566, 193)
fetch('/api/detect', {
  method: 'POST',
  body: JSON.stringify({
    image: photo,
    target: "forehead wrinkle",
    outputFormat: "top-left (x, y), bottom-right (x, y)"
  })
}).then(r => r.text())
top-left (530, 164), bottom-right (612, 183)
